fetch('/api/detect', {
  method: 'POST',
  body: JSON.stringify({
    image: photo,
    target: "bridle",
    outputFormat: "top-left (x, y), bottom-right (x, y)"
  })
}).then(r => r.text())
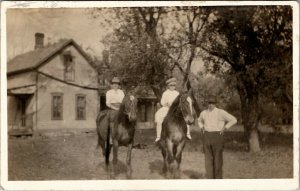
top-left (175, 95), bottom-right (194, 119)
top-left (124, 96), bottom-right (137, 117)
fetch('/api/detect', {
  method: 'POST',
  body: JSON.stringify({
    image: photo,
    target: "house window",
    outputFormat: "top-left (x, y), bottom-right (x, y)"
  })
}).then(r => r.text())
top-left (52, 93), bottom-right (63, 120)
top-left (63, 53), bottom-right (74, 81)
top-left (140, 103), bottom-right (146, 122)
top-left (76, 94), bottom-right (86, 120)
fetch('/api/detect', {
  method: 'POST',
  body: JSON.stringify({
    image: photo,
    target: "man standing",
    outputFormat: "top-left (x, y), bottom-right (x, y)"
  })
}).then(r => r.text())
top-left (198, 97), bottom-right (237, 179)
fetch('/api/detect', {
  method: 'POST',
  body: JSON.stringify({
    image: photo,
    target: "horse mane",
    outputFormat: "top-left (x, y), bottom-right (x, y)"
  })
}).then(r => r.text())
top-left (117, 95), bottom-right (129, 121)
top-left (118, 95), bottom-right (127, 113)
top-left (165, 94), bottom-right (182, 120)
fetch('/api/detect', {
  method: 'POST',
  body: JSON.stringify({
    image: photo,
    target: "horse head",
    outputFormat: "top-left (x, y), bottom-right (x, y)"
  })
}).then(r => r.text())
top-left (179, 93), bottom-right (195, 125)
top-left (123, 94), bottom-right (138, 122)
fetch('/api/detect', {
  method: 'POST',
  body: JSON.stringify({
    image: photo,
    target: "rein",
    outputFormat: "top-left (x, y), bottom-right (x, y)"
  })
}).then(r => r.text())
top-left (170, 97), bottom-right (186, 118)
top-left (123, 98), bottom-right (136, 118)
top-left (171, 96), bottom-right (193, 119)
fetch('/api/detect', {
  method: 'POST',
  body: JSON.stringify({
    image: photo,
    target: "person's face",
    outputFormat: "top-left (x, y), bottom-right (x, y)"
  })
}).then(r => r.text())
top-left (112, 83), bottom-right (119, 90)
top-left (168, 85), bottom-right (176, 91)
top-left (208, 103), bottom-right (216, 110)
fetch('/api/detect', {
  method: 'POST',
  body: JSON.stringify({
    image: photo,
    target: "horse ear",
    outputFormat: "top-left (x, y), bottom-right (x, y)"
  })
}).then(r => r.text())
top-left (179, 90), bottom-right (185, 95)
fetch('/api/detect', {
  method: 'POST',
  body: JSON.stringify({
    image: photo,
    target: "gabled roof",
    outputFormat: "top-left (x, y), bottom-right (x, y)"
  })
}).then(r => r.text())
top-left (7, 39), bottom-right (94, 76)
top-left (134, 85), bottom-right (157, 99)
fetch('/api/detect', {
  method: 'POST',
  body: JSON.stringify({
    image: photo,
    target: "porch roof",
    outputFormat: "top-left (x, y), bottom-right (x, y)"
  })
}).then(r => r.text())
top-left (7, 85), bottom-right (36, 95)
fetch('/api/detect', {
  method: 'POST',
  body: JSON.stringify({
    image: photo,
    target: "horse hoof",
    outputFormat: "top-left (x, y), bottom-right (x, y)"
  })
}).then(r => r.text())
top-left (110, 174), bottom-right (116, 179)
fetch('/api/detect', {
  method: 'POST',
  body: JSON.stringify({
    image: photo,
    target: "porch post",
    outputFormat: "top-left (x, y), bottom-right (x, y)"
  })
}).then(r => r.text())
top-left (151, 101), bottom-right (155, 129)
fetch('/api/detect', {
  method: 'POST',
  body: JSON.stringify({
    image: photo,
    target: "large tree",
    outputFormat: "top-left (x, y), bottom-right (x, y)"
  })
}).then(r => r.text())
top-left (90, 7), bottom-right (212, 114)
top-left (201, 6), bottom-right (292, 152)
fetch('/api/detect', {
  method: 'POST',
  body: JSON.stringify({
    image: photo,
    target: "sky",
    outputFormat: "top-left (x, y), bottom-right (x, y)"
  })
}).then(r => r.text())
top-left (6, 8), bottom-right (108, 60)
top-left (6, 8), bottom-right (203, 73)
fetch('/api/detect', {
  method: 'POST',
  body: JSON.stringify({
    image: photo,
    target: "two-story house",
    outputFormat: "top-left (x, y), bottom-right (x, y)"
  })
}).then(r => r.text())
top-left (7, 33), bottom-right (100, 135)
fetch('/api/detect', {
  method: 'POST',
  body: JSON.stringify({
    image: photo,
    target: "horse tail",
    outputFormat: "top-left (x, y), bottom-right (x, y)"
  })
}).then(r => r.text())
top-left (105, 122), bottom-right (111, 166)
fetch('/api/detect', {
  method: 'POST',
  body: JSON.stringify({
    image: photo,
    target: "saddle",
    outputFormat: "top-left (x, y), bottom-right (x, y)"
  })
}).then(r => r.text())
top-left (98, 109), bottom-right (118, 124)
top-left (97, 109), bottom-right (118, 143)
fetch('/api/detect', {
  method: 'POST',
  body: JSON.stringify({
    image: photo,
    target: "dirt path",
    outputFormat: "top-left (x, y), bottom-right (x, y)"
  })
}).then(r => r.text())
top-left (8, 130), bottom-right (293, 180)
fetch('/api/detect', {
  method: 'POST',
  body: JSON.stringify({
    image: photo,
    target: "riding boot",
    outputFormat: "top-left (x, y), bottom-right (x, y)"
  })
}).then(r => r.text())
top-left (155, 123), bottom-right (162, 142)
top-left (186, 125), bottom-right (192, 140)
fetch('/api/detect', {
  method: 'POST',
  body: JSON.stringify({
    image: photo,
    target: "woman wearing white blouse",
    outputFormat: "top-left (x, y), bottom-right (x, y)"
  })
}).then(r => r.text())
top-left (106, 77), bottom-right (125, 111)
top-left (154, 77), bottom-right (192, 142)
top-left (106, 77), bottom-right (125, 125)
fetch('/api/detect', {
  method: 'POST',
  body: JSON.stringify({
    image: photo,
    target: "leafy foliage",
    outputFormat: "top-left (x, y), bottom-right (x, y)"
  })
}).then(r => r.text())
top-left (200, 6), bottom-right (292, 151)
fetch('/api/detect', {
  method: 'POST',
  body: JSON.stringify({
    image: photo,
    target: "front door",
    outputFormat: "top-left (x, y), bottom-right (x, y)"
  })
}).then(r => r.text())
top-left (17, 95), bottom-right (33, 129)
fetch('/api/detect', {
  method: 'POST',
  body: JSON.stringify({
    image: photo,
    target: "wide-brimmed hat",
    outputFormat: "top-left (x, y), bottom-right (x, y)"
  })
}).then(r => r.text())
top-left (166, 77), bottom-right (177, 86)
top-left (111, 77), bottom-right (120, 84)
top-left (207, 97), bottom-right (217, 104)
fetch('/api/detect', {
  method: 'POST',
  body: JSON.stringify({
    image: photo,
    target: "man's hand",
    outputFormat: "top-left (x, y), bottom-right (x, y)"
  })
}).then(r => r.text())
top-left (220, 127), bottom-right (226, 135)
top-left (200, 128), bottom-right (205, 134)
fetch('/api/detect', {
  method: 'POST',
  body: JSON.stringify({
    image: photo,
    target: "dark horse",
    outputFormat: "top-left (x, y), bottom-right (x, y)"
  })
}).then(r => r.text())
top-left (96, 93), bottom-right (138, 179)
top-left (158, 92), bottom-right (195, 178)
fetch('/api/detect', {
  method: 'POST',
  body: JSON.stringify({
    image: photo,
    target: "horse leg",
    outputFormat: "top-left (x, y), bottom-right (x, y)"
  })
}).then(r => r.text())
top-left (166, 140), bottom-right (175, 179)
top-left (161, 147), bottom-right (168, 176)
top-left (98, 137), bottom-right (106, 157)
top-left (126, 143), bottom-right (133, 179)
top-left (111, 139), bottom-right (118, 179)
top-left (174, 141), bottom-right (186, 179)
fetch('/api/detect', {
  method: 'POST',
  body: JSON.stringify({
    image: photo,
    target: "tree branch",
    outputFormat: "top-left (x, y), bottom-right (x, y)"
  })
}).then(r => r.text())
top-left (201, 46), bottom-right (234, 66)
top-left (197, 14), bottom-right (209, 33)
top-left (138, 7), bottom-right (148, 24)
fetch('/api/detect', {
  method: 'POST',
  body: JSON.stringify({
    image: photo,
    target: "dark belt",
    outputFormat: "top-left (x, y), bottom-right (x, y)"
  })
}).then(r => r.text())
top-left (204, 130), bottom-right (221, 133)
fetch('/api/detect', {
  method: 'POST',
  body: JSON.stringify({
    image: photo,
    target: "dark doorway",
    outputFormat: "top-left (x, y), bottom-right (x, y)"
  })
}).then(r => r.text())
top-left (20, 98), bottom-right (26, 126)
top-left (100, 95), bottom-right (108, 111)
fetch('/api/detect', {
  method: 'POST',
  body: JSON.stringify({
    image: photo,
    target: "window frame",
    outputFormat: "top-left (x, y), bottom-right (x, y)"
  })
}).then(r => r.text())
top-left (51, 93), bottom-right (63, 120)
top-left (63, 52), bottom-right (75, 81)
top-left (140, 103), bottom-right (147, 122)
top-left (76, 94), bottom-right (86, 120)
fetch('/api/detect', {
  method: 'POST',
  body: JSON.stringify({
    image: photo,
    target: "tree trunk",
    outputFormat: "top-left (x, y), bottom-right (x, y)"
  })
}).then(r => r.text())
top-left (236, 75), bottom-right (261, 152)
top-left (151, 85), bottom-right (162, 102)
top-left (186, 79), bottom-right (201, 116)
top-left (249, 129), bottom-right (260, 152)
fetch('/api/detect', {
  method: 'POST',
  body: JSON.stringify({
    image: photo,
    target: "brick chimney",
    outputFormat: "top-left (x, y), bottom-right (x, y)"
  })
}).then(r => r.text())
top-left (34, 33), bottom-right (44, 49)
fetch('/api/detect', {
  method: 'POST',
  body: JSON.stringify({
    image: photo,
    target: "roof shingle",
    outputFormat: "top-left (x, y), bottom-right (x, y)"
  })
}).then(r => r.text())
top-left (7, 39), bottom-right (71, 75)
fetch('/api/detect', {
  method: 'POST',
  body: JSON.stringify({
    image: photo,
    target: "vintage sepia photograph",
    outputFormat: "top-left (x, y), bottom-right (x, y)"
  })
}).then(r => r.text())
top-left (1, 1), bottom-right (299, 190)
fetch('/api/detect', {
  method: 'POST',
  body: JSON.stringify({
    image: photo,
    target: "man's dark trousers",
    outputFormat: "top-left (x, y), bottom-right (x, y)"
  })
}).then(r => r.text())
top-left (203, 131), bottom-right (224, 179)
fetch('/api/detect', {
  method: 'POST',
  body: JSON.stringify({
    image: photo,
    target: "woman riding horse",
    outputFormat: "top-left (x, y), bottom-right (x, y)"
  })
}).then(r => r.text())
top-left (106, 77), bottom-right (125, 124)
top-left (96, 78), bottom-right (138, 179)
top-left (155, 77), bottom-right (192, 142)
top-left (159, 91), bottom-right (195, 178)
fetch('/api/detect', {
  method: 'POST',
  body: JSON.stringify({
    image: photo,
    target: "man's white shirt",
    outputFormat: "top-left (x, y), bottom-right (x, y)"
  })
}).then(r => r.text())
top-left (106, 89), bottom-right (125, 107)
top-left (198, 108), bottom-right (237, 132)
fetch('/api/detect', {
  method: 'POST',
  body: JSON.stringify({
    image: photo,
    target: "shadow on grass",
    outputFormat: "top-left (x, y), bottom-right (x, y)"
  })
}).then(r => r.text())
top-left (97, 159), bottom-right (127, 177)
top-left (182, 170), bottom-right (206, 179)
top-left (148, 159), bottom-right (164, 176)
